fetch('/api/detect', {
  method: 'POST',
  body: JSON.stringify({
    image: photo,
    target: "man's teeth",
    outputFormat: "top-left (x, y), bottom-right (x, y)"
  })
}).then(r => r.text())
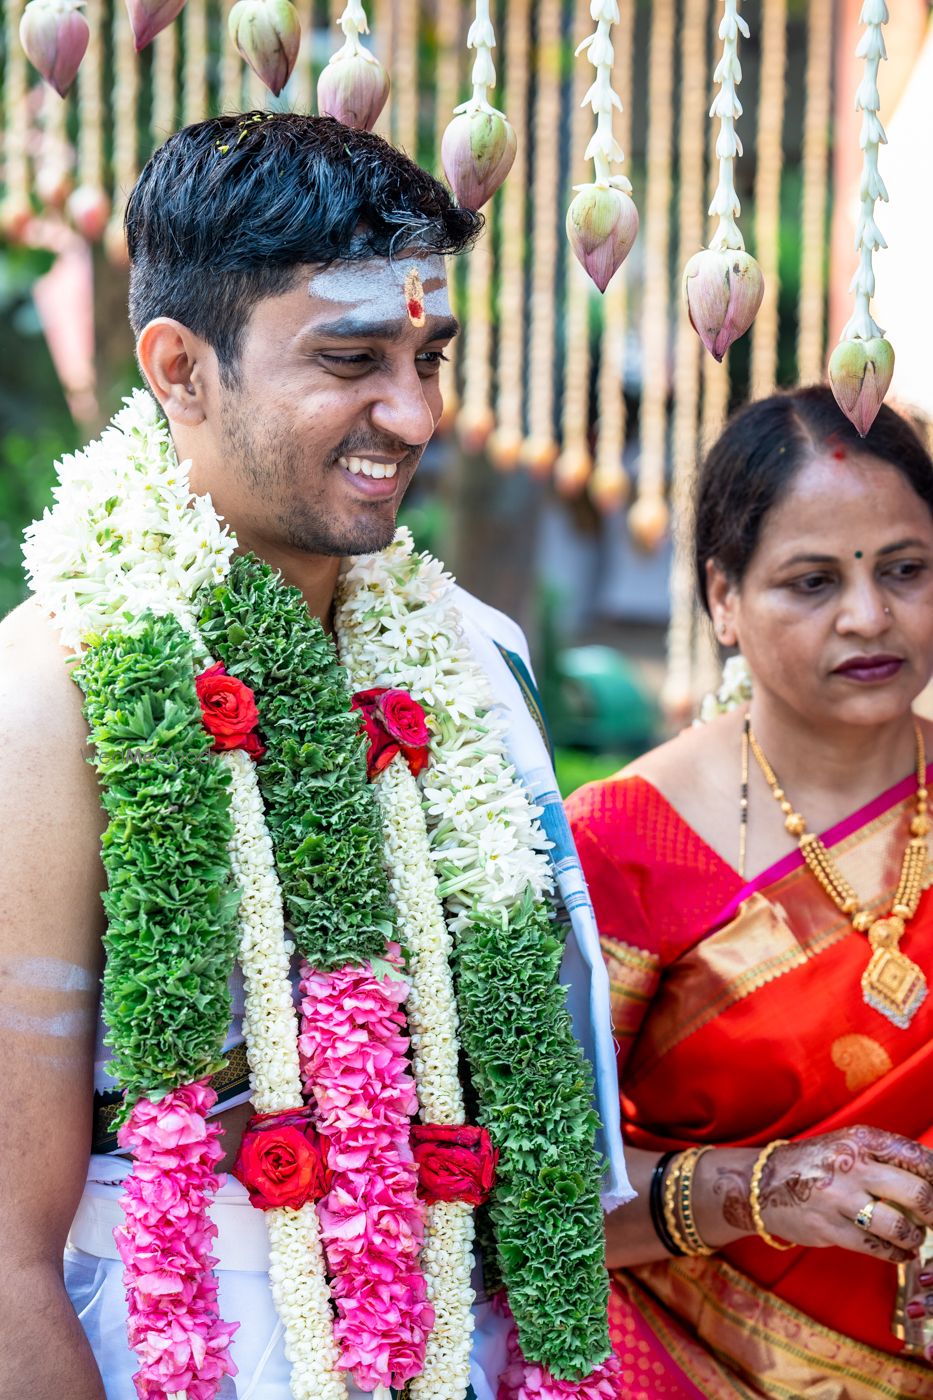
top-left (339, 456), bottom-right (398, 480)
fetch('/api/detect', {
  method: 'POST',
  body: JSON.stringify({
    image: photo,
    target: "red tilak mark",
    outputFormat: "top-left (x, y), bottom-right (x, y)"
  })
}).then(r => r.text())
top-left (832, 447), bottom-right (846, 460)
top-left (408, 299), bottom-right (423, 321)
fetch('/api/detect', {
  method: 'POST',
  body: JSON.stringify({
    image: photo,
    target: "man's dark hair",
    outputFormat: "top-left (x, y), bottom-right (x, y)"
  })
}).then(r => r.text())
top-left (695, 385), bottom-right (933, 613)
top-left (126, 111), bottom-right (481, 382)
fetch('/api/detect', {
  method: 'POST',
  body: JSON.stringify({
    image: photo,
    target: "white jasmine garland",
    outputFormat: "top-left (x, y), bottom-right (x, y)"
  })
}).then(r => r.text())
top-left (266, 1207), bottom-right (346, 1400)
top-left (337, 531), bottom-right (553, 928)
top-left (22, 390), bottom-right (234, 649)
top-left (366, 752), bottom-right (474, 1400)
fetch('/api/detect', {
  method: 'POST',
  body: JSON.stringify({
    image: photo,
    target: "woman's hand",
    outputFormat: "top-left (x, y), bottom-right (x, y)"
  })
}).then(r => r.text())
top-left (717, 1126), bottom-right (933, 1263)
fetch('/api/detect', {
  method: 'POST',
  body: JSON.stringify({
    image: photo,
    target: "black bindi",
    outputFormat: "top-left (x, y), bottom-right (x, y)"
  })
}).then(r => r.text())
top-left (854, 550), bottom-right (863, 559)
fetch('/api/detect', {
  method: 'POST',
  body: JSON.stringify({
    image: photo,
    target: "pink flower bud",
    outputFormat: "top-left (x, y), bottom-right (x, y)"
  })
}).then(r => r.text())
top-left (683, 247), bottom-right (764, 361)
top-left (566, 185), bottom-right (639, 293)
top-left (228, 0), bottom-right (300, 98)
top-left (441, 109), bottom-right (516, 211)
top-left (67, 184), bottom-right (111, 241)
top-left (828, 336), bottom-right (895, 438)
top-left (317, 50), bottom-right (389, 132)
top-left (19, 0), bottom-right (89, 97)
top-left (125, 0), bottom-right (186, 52)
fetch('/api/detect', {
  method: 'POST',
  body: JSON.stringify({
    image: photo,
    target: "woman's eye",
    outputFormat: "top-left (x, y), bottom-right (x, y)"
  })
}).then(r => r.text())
top-left (790, 573), bottom-right (833, 594)
top-left (885, 559), bottom-right (926, 582)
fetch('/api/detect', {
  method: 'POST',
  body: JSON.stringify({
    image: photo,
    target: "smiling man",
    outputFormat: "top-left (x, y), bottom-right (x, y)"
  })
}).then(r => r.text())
top-left (0, 113), bottom-right (626, 1400)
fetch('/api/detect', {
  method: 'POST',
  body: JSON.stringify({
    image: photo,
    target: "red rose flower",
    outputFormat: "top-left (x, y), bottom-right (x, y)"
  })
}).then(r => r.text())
top-left (196, 661), bottom-right (266, 759)
top-left (232, 1107), bottom-right (331, 1211)
top-left (411, 1123), bottom-right (498, 1207)
top-left (352, 687), bottom-right (430, 781)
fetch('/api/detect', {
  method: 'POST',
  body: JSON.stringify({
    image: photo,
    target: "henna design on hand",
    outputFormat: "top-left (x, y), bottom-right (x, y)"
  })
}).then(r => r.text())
top-left (712, 1164), bottom-right (754, 1232)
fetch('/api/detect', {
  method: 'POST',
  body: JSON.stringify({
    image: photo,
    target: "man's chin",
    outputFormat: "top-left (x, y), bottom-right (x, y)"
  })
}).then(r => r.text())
top-left (284, 509), bottom-right (399, 558)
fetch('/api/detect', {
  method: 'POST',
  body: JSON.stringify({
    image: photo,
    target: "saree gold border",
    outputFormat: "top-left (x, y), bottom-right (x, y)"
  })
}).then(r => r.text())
top-left (631, 797), bottom-right (933, 1076)
top-left (623, 1257), bottom-right (933, 1399)
top-left (601, 936), bottom-right (661, 1042)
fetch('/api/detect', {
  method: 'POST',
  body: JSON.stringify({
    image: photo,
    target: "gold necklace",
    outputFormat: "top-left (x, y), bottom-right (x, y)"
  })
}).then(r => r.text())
top-left (746, 720), bottom-right (930, 1030)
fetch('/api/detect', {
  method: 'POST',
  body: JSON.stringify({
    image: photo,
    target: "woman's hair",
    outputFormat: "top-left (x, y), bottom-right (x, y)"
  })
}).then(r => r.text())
top-left (694, 385), bottom-right (933, 613)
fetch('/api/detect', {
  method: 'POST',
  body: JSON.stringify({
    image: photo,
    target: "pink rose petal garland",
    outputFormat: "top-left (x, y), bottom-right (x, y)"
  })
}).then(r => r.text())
top-left (116, 1081), bottom-right (238, 1400)
top-left (299, 948), bottom-right (435, 1390)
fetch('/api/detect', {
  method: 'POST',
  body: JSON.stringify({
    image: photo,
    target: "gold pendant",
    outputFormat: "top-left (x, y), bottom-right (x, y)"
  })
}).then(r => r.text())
top-left (861, 918), bottom-right (927, 1029)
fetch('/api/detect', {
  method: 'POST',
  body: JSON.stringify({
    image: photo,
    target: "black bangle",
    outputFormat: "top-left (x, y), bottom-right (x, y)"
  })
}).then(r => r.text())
top-left (650, 1150), bottom-right (685, 1257)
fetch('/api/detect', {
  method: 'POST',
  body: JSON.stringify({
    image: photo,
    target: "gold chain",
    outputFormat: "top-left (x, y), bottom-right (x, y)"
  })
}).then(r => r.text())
top-left (747, 720), bottom-right (930, 1029)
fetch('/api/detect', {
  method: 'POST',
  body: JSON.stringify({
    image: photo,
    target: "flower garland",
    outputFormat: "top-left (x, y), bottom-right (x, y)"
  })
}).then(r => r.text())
top-left (337, 533), bottom-right (614, 1385)
top-left (74, 613), bottom-right (241, 1398)
top-left (25, 391), bottom-right (614, 1399)
top-left (198, 556), bottom-right (434, 1392)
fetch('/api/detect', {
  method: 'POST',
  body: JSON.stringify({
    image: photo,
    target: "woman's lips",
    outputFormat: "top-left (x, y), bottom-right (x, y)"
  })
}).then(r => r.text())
top-left (832, 655), bottom-right (904, 683)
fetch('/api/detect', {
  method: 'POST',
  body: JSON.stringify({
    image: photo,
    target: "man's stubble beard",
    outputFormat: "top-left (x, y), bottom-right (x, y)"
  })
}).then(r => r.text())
top-left (220, 405), bottom-right (403, 558)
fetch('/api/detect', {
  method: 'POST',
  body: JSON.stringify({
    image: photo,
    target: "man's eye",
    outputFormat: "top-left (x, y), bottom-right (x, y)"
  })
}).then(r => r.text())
top-left (321, 353), bottom-right (373, 366)
top-left (416, 351), bottom-right (450, 366)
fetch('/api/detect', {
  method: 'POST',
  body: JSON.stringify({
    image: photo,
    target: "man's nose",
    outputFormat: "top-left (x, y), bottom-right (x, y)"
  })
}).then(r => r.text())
top-left (369, 365), bottom-right (436, 449)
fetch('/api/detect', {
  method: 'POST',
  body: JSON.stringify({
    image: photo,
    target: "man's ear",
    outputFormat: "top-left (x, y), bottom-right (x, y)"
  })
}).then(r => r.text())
top-left (136, 319), bottom-right (214, 427)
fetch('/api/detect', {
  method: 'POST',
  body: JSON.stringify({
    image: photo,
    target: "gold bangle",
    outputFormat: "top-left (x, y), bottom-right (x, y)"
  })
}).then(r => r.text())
top-left (662, 1151), bottom-right (691, 1256)
top-left (678, 1145), bottom-right (715, 1256)
top-left (749, 1139), bottom-right (795, 1251)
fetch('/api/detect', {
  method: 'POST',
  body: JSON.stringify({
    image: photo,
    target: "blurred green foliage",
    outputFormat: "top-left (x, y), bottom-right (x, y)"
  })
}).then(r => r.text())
top-left (554, 747), bottom-right (628, 799)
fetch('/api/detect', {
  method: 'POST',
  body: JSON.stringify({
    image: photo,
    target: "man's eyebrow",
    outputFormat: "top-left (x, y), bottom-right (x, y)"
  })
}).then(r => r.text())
top-left (302, 314), bottom-right (461, 345)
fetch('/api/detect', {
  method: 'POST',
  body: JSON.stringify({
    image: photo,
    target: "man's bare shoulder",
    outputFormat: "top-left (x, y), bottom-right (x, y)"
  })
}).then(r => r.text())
top-left (0, 598), bottom-right (101, 820)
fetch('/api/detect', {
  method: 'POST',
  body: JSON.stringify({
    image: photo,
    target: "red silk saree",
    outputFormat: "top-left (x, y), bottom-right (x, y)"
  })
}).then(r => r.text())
top-left (567, 770), bottom-right (933, 1399)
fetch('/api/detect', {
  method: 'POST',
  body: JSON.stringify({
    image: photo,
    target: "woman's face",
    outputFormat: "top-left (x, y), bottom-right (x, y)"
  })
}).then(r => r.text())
top-left (709, 451), bottom-right (933, 729)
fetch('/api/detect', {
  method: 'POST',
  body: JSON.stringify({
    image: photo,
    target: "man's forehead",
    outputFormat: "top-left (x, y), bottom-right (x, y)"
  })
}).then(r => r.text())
top-left (306, 254), bottom-right (449, 326)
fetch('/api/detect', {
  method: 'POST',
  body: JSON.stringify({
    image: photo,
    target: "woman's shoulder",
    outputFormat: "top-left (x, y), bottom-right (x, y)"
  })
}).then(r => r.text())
top-left (567, 709), bottom-right (744, 847)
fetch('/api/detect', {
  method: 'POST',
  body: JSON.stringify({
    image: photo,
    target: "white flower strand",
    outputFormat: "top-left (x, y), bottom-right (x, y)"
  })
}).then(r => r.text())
top-left (332, 0), bottom-right (372, 60)
top-left (455, 0), bottom-right (503, 119)
top-left (218, 735), bottom-right (350, 1400)
top-left (708, 0), bottom-right (750, 252)
top-left (222, 749), bottom-right (303, 1113)
top-left (366, 755), bottom-right (474, 1400)
top-left (372, 755), bottom-right (465, 1125)
top-left (842, 0), bottom-right (889, 343)
top-left (337, 532), bottom-right (553, 928)
top-left (576, 0), bottom-right (631, 194)
top-left (22, 390), bottom-right (234, 651)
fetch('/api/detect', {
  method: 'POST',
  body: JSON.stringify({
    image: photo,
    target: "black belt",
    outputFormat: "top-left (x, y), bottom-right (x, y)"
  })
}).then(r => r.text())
top-left (91, 1042), bottom-right (252, 1154)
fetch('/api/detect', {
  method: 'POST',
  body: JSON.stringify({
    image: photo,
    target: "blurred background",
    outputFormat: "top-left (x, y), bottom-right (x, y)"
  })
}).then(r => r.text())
top-left (2, 0), bottom-right (933, 794)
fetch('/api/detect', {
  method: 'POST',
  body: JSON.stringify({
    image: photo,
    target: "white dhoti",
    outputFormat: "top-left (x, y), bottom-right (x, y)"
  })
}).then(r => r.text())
top-left (66, 1156), bottom-right (507, 1400)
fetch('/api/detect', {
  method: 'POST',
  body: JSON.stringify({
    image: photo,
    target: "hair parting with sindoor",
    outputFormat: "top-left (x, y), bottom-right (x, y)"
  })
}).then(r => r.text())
top-left (125, 111), bottom-right (481, 383)
top-left (694, 385), bottom-right (933, 613)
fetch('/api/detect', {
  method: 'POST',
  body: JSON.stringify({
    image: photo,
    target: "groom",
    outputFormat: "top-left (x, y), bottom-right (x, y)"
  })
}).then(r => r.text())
top-left (0, 112), bottom-right (625, 1399)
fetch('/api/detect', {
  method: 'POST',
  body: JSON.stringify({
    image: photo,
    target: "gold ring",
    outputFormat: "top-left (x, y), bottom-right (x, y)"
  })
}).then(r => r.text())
top-left (854, 1200), bottom-right (877, 1232)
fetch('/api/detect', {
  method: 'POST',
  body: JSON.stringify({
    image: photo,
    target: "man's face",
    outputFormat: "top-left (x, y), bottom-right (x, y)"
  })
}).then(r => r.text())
top-left (207, 254), bottom-right (457, 557)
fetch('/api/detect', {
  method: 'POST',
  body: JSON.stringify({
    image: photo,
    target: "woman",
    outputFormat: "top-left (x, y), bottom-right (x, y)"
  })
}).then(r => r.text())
top-left (567, 386), bottom-right (933, 1399)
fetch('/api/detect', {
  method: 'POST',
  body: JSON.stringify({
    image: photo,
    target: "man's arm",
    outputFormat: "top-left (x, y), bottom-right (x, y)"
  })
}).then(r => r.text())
top-left (0, 600), bottom-right (108, 1400)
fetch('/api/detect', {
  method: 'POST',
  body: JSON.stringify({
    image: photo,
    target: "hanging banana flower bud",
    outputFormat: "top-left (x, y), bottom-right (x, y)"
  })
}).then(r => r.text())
top-left (684, 0), bottom-right (763, 358)
top-left (228, 0), bottom-right (300, 97)
top-left (124, 0), bottom-right (185, 51)
top-left (441, 109), bottom-right (516, 213)
top-left (318, 49), bottom-right (388, 130)
top-left (318, 2), bottom-right (388, 131)
top-left (829, 0), bottom-right (893, 436)
top-left (19, 0), bottom-right (88, 96)
top-left (569, 0), bottom-right (638, 292)
top-left (566, 184), bottom-right (638, 295)
top-left (442, 1), bottom-right (515, 210)
top-left (683, 248), bottom-right (764, 363)
top-left (828, 337), bottom-right (894, 438)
